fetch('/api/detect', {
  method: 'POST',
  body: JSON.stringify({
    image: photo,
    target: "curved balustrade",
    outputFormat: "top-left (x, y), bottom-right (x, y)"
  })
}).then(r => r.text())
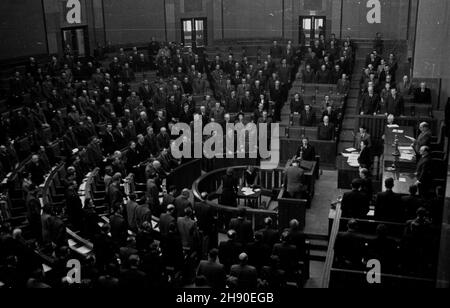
top-left (192, 165), bottom-right (312, 231)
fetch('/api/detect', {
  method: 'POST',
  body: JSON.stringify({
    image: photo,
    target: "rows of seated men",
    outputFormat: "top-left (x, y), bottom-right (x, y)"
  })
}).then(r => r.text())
top-left (359, 50), bottom-right (433, 116)
top-left (0, 198), bottom-right (310, 288)
top-left (152, 40), bottom-right (312, 123)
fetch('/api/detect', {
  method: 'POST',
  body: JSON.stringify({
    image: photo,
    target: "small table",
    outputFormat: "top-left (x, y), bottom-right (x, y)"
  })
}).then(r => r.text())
top-left (237, 187), bottom-right (263, 208)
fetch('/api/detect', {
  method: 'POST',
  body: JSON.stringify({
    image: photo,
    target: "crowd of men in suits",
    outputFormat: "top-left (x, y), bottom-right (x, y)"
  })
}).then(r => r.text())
top-left (358, 50), bottom-right (432, 117)
top-left (339, 121), bottom-right (442, 277)
top-left (0, 37), bottom-right (321, 288)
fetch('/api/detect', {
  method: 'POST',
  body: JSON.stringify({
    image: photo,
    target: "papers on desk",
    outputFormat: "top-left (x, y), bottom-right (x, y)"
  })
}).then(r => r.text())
top-left (345, 148), bottom-right (357, 153)
top-left (241, 187), bottom-right (255, 196)
top-left (343, 153), bottom-right (360, 167)
top-left (400, 153), bottom-right (415, 161)
top-left (387, 124), bottom-right (400, 128)
top-left (75, 246), bottom-right (91, 255)
top-left (392, 129), bottom-right (404, 134)
top-left (399, 146), bottom-right (414, 152)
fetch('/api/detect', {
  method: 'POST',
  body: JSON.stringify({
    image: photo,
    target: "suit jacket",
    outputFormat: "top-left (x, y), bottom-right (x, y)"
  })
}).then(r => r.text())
top-left (360, 93), bottom-right (380, 114)
top-left (290, 98), bottom-right (305, 114)
top-left (375, 190), bottom-right (403, 222)
top-left (197, 260), bottom-right (226, 288)
top-left (159, 213), bottom-right (175, 237)
top-left (341, 190), bottom-right (370, 218)
top-left (296, 144), bottom-right (316, 161)
top-left (300, 110), bottom-right (316, 127)
top-left (397, 81), bottom-right (412, 97)
top-left (317, 123), bottom-right (335, 140)
top-left (413, 130), bottom-right (432, 154)
top-left (358, 147), bottom-right (372, 169)
top-left (355, 133), bottom-right (372, 149)
top-left (272, 243), bottom-right (299, 272)
top-left (229, 217), bottom-right (254, 245)
top-left (209, 107), bottom-right (225, 123)
top-left (416, 155), bottom-right (433, 185)
top-left (284, 166), bottom-right (305, 197)
top-left (414, 88), bottom-right (432, 105)
top-left (386, 95), bottom-right (404, 116)
top-left (219, 240), bottom-right (243, 272)
top-left (230, 264), bottom-right (258, 288)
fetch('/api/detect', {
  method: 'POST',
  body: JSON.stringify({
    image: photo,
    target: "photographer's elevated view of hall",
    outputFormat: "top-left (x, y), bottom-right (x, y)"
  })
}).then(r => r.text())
top-left (0, 0), bottom-right (449, 290)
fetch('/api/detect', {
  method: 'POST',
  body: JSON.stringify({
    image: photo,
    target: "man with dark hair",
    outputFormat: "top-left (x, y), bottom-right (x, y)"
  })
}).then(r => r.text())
top-left (218, 230), bottom-right (243, 273)
top-left (334, 219), bottom-right (364, 268)
top-left (402, 185), bottom-right (423, 221)
top-left (229, 208), bottom-right (253, 246)
top-left (375, 178), bottom-right (403, 222)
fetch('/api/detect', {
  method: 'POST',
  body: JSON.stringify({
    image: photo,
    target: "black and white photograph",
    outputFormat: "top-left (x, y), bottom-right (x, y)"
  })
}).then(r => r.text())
top-left (0, 0), bottom-right (449, 295)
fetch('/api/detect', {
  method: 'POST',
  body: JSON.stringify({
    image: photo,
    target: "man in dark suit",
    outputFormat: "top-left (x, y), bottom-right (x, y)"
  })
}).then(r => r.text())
top-left (359, 87), bottom-right (380, 115)
top-left (272, 231), bottom-right (299, 274)
top-left (414, 82), bottom-right (432, 105)
top-left (322, 105), bottom-right (339, 126)
top-left (246, 232), bottom-right (271, 273)
top-left (284, 161), bottom-right (306, 199)
top-left (287, 219), bottom-right (307, 261)
top-left (159, 204), bottom-right (176, 238)
top-left (355, 126), bottom-right (372, 150)
top-left (295, 137), bottom-right (316, 161)
top-left (375, 178), bottom-right (403, 222)
top-left (317, 116), bottom-right (335, 141)
top-left (196, 249), bottom-right (226, 288)
top-left (257, 217), bottom-right (279, 248)
top-left (334, 220), bottom-right (364, 268)
top-left (229, 253), bottom-right (258, 288)
top-left (402, 185), bottom-right (423, 220)
top-left (412, 122), bottom-right (432, 157)
top-left (229, 208), bottom-right (254, 246)
top-left (415, 146), bottom-right (433, 197)
top-left (341, 179), bottom-right (370, 218)
top-left (219, 230), bottom-right (243, 273)
top-left (300, 105), bottom-right (316, 127)
top-left (174, 189), bottom-right (192, 218)
top-left (358, 140), bottom-right (372, 170)
top-left (102, 124), bottom-right (116, 156)
top-left (386, 88), bottom-right (404, 116)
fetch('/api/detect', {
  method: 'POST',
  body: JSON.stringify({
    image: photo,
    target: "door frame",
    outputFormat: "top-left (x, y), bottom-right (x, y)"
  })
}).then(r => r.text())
top-left (299, 16), bottom-right (327, 46)
top-left (181, 17), bottom-right (208, 48)
top-left (61, 25), bottom-right (90, 58)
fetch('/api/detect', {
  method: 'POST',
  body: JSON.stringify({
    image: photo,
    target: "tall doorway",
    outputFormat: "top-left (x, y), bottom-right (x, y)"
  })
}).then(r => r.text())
top-left (299, 16), bottom-right (326, 46)
top-left (61, 26), bottom-right (89, 57)
top-left (181, 18), bottom-right (207, 48)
